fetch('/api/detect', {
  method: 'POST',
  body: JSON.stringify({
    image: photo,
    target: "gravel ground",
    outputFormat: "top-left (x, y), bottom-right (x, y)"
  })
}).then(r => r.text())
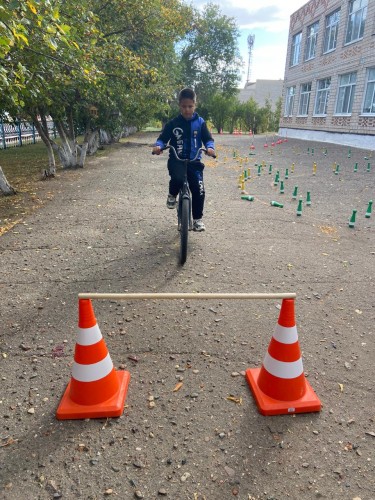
top-left (0, 132), bottom-right (374, 500)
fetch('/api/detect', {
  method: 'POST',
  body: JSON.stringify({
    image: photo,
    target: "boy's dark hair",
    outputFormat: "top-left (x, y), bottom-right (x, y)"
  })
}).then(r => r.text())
top-left (178, 88), bottom-right (196, 102)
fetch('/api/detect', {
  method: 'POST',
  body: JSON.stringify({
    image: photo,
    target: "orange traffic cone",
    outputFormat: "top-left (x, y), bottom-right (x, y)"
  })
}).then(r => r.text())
top-left (56, 299), bottom-right (130, 419)
top-left (246, 299), bottom-right (321, 416)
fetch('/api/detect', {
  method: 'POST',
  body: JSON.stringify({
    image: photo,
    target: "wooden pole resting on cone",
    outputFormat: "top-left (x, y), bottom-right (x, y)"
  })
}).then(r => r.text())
top-left (78, 292), bottom-right (296, 300)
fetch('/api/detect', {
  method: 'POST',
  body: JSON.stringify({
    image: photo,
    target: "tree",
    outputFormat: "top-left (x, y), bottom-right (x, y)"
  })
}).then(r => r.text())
top-left (178, 3), bottom-right (242, 105)
top-left (1, 0), bottom-right (192, 185)
top-left (241, 98), bottom-right (258, 133)
top-left (206, 93), bottom-right (238, 133)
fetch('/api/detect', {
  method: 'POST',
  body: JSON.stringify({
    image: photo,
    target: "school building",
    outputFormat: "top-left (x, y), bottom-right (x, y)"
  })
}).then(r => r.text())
top-left (279, 0), bottom-right (375, 148)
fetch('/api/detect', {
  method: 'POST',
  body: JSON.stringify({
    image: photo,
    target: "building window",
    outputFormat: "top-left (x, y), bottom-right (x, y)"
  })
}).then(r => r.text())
top-left (335, 72), bottom-right (357, 114)
top-left (285, 86), bottom-right (296, 116)
top-left (345, 0), bottom-right (368, 44)
top-left (314, 78), bottom-right (331, 115)
top-left (290, 32), bottom-right (302, 66)
top-left (305, 21), bottom-right (319, 61)
top-left (323, 9), bottom-right (340, 53)
top-left (298, 83), bottom-right (312, 115)
top-left (362, 67), bottom-right (375, 114)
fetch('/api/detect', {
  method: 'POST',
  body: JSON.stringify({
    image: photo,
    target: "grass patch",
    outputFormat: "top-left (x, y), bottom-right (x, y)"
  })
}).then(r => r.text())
top-left (0, 142), bottom-right (60, 235)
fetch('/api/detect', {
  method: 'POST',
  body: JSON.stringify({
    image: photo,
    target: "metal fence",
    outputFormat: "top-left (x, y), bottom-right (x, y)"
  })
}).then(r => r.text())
top-left (0, 119), bottom-right (57, 149)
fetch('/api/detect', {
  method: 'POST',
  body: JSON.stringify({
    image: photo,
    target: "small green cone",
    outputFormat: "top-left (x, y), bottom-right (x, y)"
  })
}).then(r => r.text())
top-left (285, 168), bottom-right (289, 179)
top-left (348, 148), bottom-right (351, 158)
top-left (367, 162), bottom-right (371, 172)
top-left (354, 162), bottom-right (358, 172)
top-left (307, 147), bottom-right (310, 155)
top-left (241, 195), bottom-right (254, 201)
top-left (268, 164), bottom-right (272, 174)
top-left (243, 169), bottom-right (248, 181)
top-left (273, 172), bottom-right (279, 186)
top-left (257, 165), bottom-right (262, 176)
top-left (296, 199), bottom-right (303, 216)
top-left (270, 200), bottom-right (283, 208)
top-left (311, 148), bottom-right (314, 156)
top-left (279, 180), bottom-right (285, 194)
top-left (349, 209), bottom-right (357, 228)
top-left (335, 164), bottom-right (340, 175)
top-left (306, 191), bottom-right (311, 206)
top-left (365, 200), bottom-right (373, 218)
top-left (292, 185), bottom-right (298, 200)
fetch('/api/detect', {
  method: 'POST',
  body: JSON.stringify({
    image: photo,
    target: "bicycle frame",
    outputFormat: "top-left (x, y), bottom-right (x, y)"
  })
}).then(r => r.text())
top-left (178, 159), bottom-right (193, 231)
top-left (152, 144), bottom-right (214, 264)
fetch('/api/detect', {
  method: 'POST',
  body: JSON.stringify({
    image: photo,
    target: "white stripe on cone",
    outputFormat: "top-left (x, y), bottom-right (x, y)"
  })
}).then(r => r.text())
top-left (72, 353), bottom-right (113, 382)
top-left (263, 352), bottom-right (304, 379)
top-left (273, 324), bottom-right (298, 344)
top-left (76, 324), bottom-right (102, 346)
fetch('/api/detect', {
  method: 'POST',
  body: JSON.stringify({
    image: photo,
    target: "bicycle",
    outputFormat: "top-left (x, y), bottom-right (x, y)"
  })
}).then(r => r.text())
top-left (153, 144), bottom-right (215, 265)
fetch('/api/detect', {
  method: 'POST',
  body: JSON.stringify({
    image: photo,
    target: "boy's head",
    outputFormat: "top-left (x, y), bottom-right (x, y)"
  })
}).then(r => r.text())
top-left (178, 88), bottom-right (196, 120)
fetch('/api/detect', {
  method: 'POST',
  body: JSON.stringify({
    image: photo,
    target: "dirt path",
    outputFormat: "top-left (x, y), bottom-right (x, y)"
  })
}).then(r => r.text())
top-left (0, 132), bottom-right (374, 499)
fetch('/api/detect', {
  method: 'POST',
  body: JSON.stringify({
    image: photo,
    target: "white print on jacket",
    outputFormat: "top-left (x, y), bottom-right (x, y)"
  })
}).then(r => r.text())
top-left (173, 127), bottom-right (184, 156)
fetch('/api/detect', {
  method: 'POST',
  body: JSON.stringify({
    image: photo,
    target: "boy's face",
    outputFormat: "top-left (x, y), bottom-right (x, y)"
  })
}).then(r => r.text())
top-left (179, 98), bottom-right (196, 120)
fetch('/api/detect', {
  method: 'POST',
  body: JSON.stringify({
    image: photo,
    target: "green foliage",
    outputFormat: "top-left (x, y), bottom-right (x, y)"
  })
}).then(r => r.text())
top-left (206, 92), bottom-right (238, 133)
top-left (178, 3), bottom-right (242, 104)
top-left (1, 0), bottom-right (192, 136)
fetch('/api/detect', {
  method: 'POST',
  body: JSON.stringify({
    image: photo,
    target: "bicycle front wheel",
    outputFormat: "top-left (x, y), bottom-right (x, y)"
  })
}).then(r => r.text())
top-left (179, 197), bottom-right (189, 265)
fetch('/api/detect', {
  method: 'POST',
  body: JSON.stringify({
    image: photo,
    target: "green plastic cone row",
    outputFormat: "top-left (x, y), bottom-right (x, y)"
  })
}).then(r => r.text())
top-left (365, 200), bottom-right (373, 218)
top-left (349, 209), bottom-right (357, 228)
top-left (296, 199), bottom-right (303, 216)
top-left (270, 200), bottom-right (283, 208)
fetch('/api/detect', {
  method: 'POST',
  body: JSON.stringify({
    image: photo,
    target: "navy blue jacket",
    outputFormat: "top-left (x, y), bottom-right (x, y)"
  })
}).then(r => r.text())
top-left (155, 112), bottom-right (214, 162)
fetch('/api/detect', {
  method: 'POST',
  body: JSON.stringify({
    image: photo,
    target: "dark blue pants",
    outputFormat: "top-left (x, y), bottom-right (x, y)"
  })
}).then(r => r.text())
top-left (167, 160), bottom-right (205, 220)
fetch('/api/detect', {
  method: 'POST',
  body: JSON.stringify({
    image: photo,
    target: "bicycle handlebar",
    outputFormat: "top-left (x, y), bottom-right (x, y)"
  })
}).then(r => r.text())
top-left (152, 144), bottom-right (216, 160)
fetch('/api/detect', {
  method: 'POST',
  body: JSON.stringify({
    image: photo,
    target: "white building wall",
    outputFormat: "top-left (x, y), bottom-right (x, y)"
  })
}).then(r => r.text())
top-left (279, 0), bottom-right (375, 148)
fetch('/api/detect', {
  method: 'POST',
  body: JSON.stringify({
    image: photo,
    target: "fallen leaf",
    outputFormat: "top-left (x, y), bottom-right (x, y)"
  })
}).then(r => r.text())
top-left (226, 395), bottom-right (243, 405)
top-left (173, 382), bottom-right (183, 392)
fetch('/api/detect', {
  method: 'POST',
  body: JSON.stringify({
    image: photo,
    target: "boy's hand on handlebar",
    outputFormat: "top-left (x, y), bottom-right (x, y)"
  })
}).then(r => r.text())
top-left (206, 148), bottom-right (216, 157)
top-left (152, 146), bottom-right (162, 155)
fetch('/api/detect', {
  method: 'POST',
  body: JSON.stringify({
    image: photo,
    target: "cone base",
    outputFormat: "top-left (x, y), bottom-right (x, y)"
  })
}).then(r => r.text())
top-left (56, 370), bottom-right (130, 420)
top-left (245, 367), bottom-right (321, 416)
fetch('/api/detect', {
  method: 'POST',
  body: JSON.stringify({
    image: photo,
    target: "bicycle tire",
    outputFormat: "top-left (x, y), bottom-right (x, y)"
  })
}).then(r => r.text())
top-left (179, 197), bottom-right (189, 265)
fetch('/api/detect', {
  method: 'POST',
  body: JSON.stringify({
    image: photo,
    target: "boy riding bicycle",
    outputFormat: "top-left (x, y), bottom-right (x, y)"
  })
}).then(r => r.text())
top-left (152, 88), bottom-right (215, 232)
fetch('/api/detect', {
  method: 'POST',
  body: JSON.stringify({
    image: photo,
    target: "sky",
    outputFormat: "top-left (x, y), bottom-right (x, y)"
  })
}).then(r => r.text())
top-left (189, 0), bottom-right (309, 87)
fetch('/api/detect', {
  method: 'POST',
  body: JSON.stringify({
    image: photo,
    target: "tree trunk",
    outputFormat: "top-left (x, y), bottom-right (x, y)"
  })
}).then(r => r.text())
top-left (77, 143), bottom-right (89, 167)
top-left (100, 129), bottom-right (112, 145)
top-left (0, 166), bottom-right (17, 195)
top-left (43, 141), bottom-right (56, 178)
top-left (84, 129), bottom-right (100, 156)
top-left (31, 113), bottom-right (57, 179)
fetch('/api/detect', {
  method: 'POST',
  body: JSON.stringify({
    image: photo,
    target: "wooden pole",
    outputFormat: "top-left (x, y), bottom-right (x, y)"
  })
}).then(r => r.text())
top-left (78, 292), bottom-right (296, 300)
